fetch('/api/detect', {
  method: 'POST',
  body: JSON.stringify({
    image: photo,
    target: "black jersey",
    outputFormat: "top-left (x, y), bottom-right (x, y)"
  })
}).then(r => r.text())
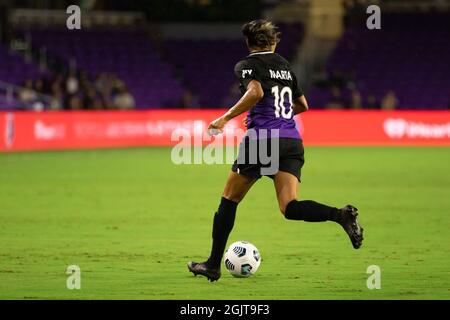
top-left (234, 51), bottom-right (303, 139)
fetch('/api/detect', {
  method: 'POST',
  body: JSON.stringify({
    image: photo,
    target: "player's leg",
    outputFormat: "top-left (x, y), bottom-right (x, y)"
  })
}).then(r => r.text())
top-left (273, 170), bottom-right (298, 215)
top-left (273, 170), bottom-right (364, 248)
top-left (274, 170), bottom-right (341, 220)
top-left (222, 171), bottom-right (257, 203)
top-left (207, 171), bottom-right (256, 266)
top-left (188, 171), bottom-right (256, 281)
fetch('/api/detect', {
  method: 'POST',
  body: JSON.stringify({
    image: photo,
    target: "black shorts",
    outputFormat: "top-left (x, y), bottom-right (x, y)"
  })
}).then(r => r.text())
top-left (231, 137), bottom-right (305, 181)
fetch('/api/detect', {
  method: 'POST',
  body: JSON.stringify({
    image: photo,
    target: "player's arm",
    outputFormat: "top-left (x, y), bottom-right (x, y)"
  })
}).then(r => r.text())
top-left (290, 71), bottom-right (307, 115)
top-left (208, 80), bottom-right (263, 133)
top-left (292, 95), bottom-right (309, 115)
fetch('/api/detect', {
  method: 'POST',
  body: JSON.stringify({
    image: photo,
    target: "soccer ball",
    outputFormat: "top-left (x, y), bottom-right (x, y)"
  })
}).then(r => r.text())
top-left (223, 241), bottom-right (261, 277)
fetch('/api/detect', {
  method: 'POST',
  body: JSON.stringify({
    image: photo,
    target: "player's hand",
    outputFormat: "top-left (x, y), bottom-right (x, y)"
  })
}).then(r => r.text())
top-left (207, 116), bottom-right (228, 136)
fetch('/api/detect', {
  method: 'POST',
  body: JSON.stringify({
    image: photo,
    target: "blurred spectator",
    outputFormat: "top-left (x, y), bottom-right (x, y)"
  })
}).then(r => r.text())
top-left (53, 70), bottom-right (134, 110)
top-left (366, 94), bottom-right (380, 109)
top-left (32, 78), bottom-right (48, 112)
top-left (49, 96), bottom-right (62, 110)
top-left (68, 95), bottom-right (82, 110)
top-left (14, 68), bottom-right (135, 111)
top-left (345, 70), bottom-right (358, 91)
top-left (326, 86), bottom-right (346, 109)
top-left (83, 87), bottom-right (103, 110)
top-left (18, 79), bottom-right (37, 106)
top-left (178, 89), bottom-right (200, 108)
top-left (94, 73), bottom-right (107, 93)
top-left (96, 73), bottom-right (116, 107)
top-left (381, 90), bottom-right (398, 110)
top-left (49, 74), bottom-right (63, 110)
top-left (65, 70), bottom-right (79, 95)
top-left (34, 79), bottom-right (45, 95)
top-left (350, 89), bottom-right (362, 109)
top-left (113, 85), bottom-right (135, 110)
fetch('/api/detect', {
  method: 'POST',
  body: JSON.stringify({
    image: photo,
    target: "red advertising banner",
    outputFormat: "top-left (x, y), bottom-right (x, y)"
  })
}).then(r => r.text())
top-left (0, 110), bottom-right (449, 152)
top-left (300, 110), bottom-right (450, 146)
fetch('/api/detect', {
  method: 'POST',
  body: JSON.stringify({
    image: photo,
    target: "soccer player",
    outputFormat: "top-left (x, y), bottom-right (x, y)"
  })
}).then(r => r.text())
top-left (188, 20), bottom-right (363, 281)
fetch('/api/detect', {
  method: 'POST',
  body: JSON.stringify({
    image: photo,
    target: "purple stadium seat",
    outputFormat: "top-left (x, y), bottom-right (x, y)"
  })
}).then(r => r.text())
top-left (311, 12), bottom-right (450, 109)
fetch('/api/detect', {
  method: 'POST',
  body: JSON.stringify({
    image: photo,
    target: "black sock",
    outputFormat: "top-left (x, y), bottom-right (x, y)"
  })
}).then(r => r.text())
top-left (285, 200), bottom-right (341, 223)
top-left (206, 197), bottom-right (238, 269)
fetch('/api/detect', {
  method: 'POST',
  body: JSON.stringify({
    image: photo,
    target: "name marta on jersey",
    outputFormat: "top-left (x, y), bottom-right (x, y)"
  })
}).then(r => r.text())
top-left (242, 69), bottom-right (293, 80)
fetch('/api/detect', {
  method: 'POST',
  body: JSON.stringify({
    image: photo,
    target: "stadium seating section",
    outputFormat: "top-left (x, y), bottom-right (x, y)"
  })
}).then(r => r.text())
top-left (309, 13), bottom-right (450, 109)
top-left (26, 29), bottom-right (184, 109)
top-left (0, 13), bottom-right (448, 110)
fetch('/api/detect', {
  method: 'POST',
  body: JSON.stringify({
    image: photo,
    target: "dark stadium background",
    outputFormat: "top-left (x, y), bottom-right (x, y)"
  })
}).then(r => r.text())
top-left (2, 0), bottom-right (449, 112)
top-left (0, 0), bottom-right (448, 150)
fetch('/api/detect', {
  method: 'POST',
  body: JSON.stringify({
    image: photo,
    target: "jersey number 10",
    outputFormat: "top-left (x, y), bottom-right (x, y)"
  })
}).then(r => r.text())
top-left (271, 86), bottom-right (293, 119)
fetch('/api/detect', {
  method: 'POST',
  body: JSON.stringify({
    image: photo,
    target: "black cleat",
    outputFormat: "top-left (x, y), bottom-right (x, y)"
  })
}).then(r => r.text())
top-left (339, 205), bottom-right (364, 249)
top-left (187, 261), bottom-right (221, 282)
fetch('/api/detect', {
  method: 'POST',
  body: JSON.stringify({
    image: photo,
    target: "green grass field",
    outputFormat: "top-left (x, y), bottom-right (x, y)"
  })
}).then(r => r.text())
top-left (0, 147), bottom-right (449, 299)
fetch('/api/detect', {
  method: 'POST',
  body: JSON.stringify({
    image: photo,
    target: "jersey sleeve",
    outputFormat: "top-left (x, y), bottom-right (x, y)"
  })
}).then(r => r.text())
top-left (292, 73), bottom-right (304, 99)
top-left (234, 59), bottom-right (262, 89)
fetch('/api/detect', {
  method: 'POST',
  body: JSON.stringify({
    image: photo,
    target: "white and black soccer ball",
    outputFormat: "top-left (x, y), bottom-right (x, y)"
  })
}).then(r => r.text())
top-left (223, 241), bottom-right (261, 277)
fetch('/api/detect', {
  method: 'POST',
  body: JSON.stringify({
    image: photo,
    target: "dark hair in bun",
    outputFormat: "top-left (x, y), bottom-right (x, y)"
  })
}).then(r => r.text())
top-left (242, 19), bottom-right (281, 50)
